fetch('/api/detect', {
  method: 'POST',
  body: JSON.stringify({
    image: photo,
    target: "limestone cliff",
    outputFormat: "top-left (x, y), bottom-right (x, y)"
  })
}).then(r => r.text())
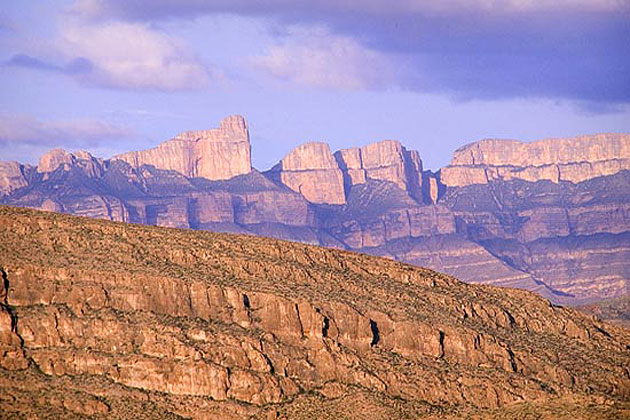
top-left (114, 115), bottom-right (251, 180)
top-left (441, 134), bottom-right (630, 186)
top-left (266, 142), bottom-right (346, 205)
top-left (1, 206), bottom-right (629, 419)
top-left (335, 140), bottom-right (423, 201)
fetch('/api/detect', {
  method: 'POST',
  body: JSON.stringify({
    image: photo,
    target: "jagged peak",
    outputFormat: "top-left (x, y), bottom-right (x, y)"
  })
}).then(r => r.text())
top-left (174, 114), bottom-right (249, 142)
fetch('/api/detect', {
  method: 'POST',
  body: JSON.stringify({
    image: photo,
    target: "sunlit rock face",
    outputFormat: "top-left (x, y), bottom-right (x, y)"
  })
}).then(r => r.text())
top-left (2, 206), bottom-right (630, 418)
top-left (440, 134), bottom-right (630, 186)
top-left (266, 142), bottom-right (346, 205)
top-left (37, 149), bottom-right (105, 179)
top-left (114, 115), bottom-right (252, 181)
top-left (335, 140), bottom-right (423, 201)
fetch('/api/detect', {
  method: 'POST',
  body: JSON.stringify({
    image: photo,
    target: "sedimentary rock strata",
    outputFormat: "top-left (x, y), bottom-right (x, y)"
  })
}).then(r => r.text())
top-left (1, 116), bottom-right (628, 305)
top-left (440, 134), bottom-right (630, 186)
top-left (1, 206), bottom-right (629, 418)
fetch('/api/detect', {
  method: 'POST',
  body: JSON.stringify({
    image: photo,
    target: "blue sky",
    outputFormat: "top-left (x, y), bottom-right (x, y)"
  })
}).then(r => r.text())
top-left (1, 0), bottom-right (629, 171)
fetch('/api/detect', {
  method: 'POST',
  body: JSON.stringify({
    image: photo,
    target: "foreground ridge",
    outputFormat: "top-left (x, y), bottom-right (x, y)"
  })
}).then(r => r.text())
top-left (1, 205), bottom-right (629, 419)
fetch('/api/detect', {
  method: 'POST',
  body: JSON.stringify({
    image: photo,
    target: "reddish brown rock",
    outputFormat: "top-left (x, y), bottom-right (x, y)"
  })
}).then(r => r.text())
top-left (1, 206), bottom-right (629, 418)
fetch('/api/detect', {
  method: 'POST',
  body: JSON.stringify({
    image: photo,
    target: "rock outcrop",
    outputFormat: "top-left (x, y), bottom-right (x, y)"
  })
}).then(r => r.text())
top-left (114, 115), bottom-right (251, 180)
top-left (440, 134), bottom-right (630, 186)
top-left (0, 161), bottom-right (29, 197)
top-left (37, 149), bottom-right (104, 178)
top-left (335, 140), bottom-right (423, 201)
top-left (266, 142), bottom-right (346, 204)
top-left (1, 206), bottom-right (630, 419)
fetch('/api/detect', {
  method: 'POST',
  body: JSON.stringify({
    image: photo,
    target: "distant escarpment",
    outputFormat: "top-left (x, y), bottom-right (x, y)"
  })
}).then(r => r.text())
top-left (1, 206), bottom-right (630, 418)
top-left (440, 134), bottom-right (630, 186)
top-left (1, 116), bottom-right (629, 305)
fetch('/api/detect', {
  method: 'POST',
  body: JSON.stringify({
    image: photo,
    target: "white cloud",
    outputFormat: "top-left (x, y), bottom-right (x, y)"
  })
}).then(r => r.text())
top-left (0, 114), bottom-right (131, 146)
top-left (253, 26), bottom-right (407, 90)
top-left (57, 21), bottom-right (210, 91)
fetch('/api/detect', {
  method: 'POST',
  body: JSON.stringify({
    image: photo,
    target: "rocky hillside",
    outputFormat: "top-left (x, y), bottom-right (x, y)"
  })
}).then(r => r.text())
top-left (1, 206), bottom-right (630, 419)
top-left (1, 115), bottom-right (629, 305)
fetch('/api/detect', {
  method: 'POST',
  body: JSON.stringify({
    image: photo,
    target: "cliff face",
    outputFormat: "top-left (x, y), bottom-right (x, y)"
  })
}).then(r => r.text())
top-left (1, 118), bottom-right (629, 305)
top-left (1, 206), bottom-right (629, 419)
top-left (114, 115), bottom-right (251, 180)
top-left (0, 161), bottom-right (29, 197)
top-left (266, 142), bottom-right (346, 205)
top-left (335, 140), bottom-right (423, 201)
top-left (441, 134), bottom-right (630, 186)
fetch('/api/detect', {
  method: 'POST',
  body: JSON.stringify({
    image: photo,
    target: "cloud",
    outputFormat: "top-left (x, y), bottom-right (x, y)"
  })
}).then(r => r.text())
top-left (252, 26), bottom-right (408, 90)
top-left (0, 114), bottom-right (132, 147)
top-left (5, 54), bottom-right (93, 75)
top-left (54, 21), bottom-right (210, 91)
top-left (68, 0), bottom-right (630, 105)
top-left (5, 19), bottom-right (211, 91)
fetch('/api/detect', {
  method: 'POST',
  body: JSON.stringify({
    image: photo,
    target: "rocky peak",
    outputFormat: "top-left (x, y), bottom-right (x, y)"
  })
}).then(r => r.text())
top-left (335, 140), bottom-right (423, 201)
top-left (37, 149), bottom-right (104, 178)
top-left (441, 133), bottom-right (630, 186)
top-left (267, 142), bottom-right (346, 205)
top-left (174, 114), bottom-right (249, 143)
top-left (278, 142), bottom-right (339, 171)
top-left (114, 115), bottom-right (252, 181)
top-left (37, 149), bottom-right (75, 173)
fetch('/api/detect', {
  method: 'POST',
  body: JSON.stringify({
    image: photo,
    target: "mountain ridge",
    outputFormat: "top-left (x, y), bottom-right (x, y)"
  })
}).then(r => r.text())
top-left (1, 115), bottom-right (629, 305)
top-left (1, 205), bottom-right (629, 418)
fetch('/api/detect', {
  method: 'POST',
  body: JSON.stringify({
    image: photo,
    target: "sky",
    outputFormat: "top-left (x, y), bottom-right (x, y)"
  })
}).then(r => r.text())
top-left (1, 0), bottom-right (629, 171)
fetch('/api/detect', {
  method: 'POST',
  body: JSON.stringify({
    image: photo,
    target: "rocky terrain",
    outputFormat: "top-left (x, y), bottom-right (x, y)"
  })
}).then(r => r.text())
top-left (577, 296), bottom-right (630, 328)
top-left (1, 115), bottom-right (629, 305)
top-left (1, 206), bottom-right (630, 419)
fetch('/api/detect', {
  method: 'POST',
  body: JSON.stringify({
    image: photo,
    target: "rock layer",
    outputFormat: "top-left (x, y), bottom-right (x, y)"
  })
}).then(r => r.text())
top-left (115, 115), bottom-right (251, 180)
top-left (441, 134), bottom-right (630, 186)
top-left (1, 206), bottom-right (630, 419)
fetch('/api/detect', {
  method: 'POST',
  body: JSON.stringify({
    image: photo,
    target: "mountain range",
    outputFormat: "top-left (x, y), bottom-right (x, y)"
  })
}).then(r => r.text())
top-left (1, 115), bottom-right (629, 305)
